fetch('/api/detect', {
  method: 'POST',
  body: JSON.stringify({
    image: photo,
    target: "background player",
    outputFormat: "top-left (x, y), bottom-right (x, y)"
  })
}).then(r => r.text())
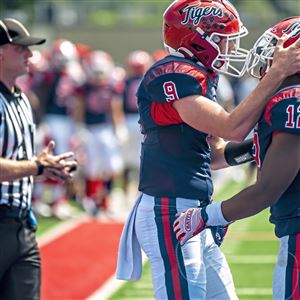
top-left (80, 50), bottom-right (125, 217)
top-left (174, 16), bottom-right (300, 300)
top-left (32, 39), bottom-right (84, 219)
top-left (121, 50), bottom-right (153, 197)
top-left (117, 1), bottom-right (300, 299)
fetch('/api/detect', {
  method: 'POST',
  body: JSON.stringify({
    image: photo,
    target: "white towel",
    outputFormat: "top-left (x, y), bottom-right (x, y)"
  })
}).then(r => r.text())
top-left (116, 194), bottom-right (142, 280)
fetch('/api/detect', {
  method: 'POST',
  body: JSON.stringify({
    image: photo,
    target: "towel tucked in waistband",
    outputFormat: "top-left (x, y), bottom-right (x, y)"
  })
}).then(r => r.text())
top-left (116, 194), bottom-right (142, 280)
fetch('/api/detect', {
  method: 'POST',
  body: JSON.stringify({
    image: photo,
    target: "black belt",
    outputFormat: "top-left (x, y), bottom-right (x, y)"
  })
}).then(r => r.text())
top-left (0, 205), bottom-right (29, 219)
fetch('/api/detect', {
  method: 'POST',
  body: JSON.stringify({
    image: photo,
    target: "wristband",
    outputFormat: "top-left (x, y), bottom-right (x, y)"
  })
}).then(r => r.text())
top-left (224, 138), bottom-right (254, 166)
top-left (34, 160), bottom-right (45, 176)
top-left (205, 202), bottom-right (230, 226)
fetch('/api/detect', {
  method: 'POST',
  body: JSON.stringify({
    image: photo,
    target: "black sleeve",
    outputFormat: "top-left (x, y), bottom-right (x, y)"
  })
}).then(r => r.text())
top-left (224, 138), bottom-right (254, 166)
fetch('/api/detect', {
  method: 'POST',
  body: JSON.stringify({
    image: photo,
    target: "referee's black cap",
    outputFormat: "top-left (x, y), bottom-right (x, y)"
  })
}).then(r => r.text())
top-left (0, 18), bottom-right (46, 47)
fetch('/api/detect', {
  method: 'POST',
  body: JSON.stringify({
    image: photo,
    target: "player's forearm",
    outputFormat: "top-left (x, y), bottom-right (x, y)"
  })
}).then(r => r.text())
top-left (111, 98), bottom-right (126, 125)
top-left (220, 185), bottom-right (273, 222)
top-left (208, 137), bottom-right (229, 170)
top-left (205, 184), bottom-right (274, 227)
top-left (226, 67), bottom-right (285, 141)
top-left (221, 134), bottom-right (300, 222)
top-left (0, 158), bottom-right (38, 181)
top-left (210, 138), bottom-right (254, 170)
top-left (208, 168), bottom-right (294, 225)
top-left (210, 152), bottom-right (228, 170)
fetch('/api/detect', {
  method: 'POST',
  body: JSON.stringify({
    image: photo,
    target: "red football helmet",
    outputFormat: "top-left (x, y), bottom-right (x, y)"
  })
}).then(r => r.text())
top-left (28, 49), bottom-right (49, 73)
top-left (247, 16), bottom-right (300, 79)
top-left (75, 43), bottom-right (92, 61)
top-left (50, 39), bottom-right (79, 70)
top-left (83, 50), bottom-right (114, 82)
top-left (163, 0), bottom-right (249, 77)
top-left (126, 50), bottom-right (153, 76)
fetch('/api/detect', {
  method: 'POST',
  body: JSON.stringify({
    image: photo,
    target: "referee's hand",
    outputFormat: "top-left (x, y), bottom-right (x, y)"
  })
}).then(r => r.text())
top-left (35, 141), bottom-right (78, 182)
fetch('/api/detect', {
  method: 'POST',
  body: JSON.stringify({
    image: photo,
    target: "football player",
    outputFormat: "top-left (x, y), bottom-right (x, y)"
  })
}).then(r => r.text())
top-left (174, 16), bottom-right (300, 299)
top-left (116, 0), bottom-right (300, 298)
top-left (33, 39), bottom-right (84, 219)
top-left (81, 50), bottom-right (125, 217)
top-left (121, 50), bottom-right (153, 196)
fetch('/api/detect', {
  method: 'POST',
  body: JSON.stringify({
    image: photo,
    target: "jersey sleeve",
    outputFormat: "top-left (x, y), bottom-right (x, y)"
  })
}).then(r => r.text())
top-left (265, 97), bottom-right (300, 135)
top-left (144, 61), bottom-right (207, 103)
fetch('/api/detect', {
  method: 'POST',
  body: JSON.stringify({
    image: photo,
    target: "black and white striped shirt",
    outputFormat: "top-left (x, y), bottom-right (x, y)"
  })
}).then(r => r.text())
top-left (0, 81), bottom-right (36, 210)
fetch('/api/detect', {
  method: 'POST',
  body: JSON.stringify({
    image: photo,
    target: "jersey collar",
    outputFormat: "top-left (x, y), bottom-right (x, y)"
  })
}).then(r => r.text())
top-left (0, 81), bottom-right (22, 100)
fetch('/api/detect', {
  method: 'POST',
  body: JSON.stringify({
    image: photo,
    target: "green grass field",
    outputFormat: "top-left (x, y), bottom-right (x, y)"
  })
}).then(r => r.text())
top-left (109, 178), bottom-right (277, 300)
top-left (36, 199), bottom-right (83, 236)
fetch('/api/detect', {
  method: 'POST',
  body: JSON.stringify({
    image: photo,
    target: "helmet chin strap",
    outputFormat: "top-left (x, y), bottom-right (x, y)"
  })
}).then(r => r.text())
top-left (177, 47), bottom-right (194, 59)
top-left (164, 44), bottom-right (207, 69)
top-left (177, 47), bottom-right (204, 65)
top-left (165, 44), bottom-right (196, 61)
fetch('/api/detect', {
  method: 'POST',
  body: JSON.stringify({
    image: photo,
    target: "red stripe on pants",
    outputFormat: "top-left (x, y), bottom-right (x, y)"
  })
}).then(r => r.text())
top-left (161, 197), bottom-right (182, 300)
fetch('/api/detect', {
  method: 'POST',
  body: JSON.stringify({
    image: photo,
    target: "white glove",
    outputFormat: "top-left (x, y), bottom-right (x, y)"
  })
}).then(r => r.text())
top-left (173, 208), bottom-right (207, 246)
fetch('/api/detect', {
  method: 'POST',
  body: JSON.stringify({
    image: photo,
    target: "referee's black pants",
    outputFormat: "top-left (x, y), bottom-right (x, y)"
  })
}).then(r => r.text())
top-left (0, 217), bottom-right (41, 300)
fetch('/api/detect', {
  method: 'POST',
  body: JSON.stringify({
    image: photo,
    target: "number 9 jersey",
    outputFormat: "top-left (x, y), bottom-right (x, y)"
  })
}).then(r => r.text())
top-left (253, 85), bottom-right (300, 238)
top-left (137, 55), bottom-right (219, 201)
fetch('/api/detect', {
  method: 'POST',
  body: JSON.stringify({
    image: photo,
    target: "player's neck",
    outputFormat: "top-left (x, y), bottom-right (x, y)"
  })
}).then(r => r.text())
top-left (278, 74), bottom-right (300, 91)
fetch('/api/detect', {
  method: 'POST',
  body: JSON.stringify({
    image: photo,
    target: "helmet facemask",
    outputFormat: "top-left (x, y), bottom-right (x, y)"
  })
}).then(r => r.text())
top-left (209, 26), bottom-right (249, 77)
top-left (247, 31), bottom-right (277, 79)
top-left (247, 17), bottom-right (300, 79)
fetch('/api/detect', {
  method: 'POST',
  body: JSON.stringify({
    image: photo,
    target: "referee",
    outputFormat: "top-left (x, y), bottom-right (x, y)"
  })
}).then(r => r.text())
top-left (0, 19), bottom-right (77, 300)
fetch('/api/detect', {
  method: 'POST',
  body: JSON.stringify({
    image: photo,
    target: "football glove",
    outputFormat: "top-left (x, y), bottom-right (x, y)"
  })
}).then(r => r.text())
top-left (173, 207), bottom-right (208, 246)
top-left (210, 225), bottom-right (229, 247)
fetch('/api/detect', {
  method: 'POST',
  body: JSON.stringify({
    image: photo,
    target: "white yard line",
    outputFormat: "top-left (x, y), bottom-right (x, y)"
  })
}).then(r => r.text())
top-left (227, 254), bottom-right (277, 264)
top-left (86, 274), bottom-right (126, 300)
top-left (37, 213), bottom-right (90, 247)
top-left (236, 288), bottom-right (272, 295)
